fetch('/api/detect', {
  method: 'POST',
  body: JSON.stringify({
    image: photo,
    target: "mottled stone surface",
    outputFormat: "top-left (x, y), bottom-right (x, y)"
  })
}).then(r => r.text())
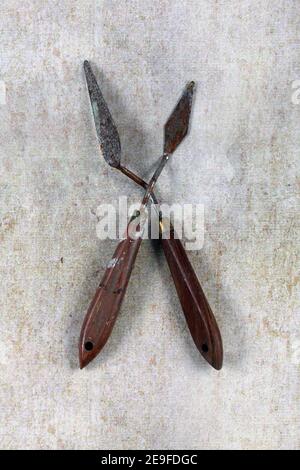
top-left (0, 0), bottom-right (299, 449)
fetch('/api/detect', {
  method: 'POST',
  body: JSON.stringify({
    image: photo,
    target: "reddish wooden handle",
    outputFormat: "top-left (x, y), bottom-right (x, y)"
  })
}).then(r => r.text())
top-left (79, 219), bottom-right (223, 369)
top-left (161, 231), bottom-right (223, 370)
top-left (79, 234), bottom-right (142, 368)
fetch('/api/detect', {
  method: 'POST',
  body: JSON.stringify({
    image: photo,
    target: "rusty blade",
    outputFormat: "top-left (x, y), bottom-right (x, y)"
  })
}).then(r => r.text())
top-left (84, 60), bottom-right (121, 168)
top-left (164, 81), bottom-right (195, 155)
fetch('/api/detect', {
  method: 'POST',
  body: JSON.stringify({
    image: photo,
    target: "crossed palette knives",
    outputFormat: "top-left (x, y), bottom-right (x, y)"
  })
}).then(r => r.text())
top-left (79, 61), bottom-right (223, 370)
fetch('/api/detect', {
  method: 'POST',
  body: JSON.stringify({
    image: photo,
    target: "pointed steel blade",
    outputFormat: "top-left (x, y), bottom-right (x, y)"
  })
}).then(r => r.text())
top-left (164, 81), bottom-right (195, 155)
top-left (84, 60), bottom-right (121, 168)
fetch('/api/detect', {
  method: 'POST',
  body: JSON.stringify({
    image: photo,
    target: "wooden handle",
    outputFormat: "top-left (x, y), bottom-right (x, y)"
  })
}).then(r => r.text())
top-left (161, 230), bottom-right (223, 370)
top-left (79, 234), bottom-right (142, 368)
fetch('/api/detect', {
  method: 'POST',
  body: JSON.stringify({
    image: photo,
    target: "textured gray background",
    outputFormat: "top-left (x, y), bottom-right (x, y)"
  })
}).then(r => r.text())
top-left (0, 0), bottom-right (299, 450)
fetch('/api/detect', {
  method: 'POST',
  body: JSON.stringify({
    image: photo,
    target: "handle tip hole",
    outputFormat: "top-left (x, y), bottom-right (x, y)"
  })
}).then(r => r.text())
top-left (202, 343), bottom-right (209, 353)
top-left (84, 341), bottom-right (94, 351)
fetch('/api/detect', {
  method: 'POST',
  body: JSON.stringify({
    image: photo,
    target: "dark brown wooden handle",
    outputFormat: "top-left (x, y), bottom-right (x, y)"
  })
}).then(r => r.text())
top-left (79, 234), bottom-right (142, 368)
top-left (161, 230), bottom-right (223, 370)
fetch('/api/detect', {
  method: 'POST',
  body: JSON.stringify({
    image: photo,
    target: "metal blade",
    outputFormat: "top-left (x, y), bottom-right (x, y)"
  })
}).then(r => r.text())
top-left (84, 61), bottom-right (121, 168)
top-left (164, 81), bottom-right (195, 155)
